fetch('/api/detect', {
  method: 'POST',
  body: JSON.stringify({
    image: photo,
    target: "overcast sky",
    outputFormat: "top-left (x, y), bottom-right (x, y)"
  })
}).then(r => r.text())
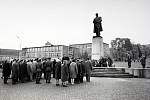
top-left (0, 0), bottom-right (150, 50)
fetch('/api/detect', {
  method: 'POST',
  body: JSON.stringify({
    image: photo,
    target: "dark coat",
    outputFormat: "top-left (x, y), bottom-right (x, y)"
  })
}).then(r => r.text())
top-left (61, 63), bottom-right (69, 82)
top-left (36, 62), bottom-right (42, 72)
top-left (140, 57), bottom-right (146, 68)
top-left (19, 62), bottom-right (28, 79)
top-left (81, 61), bottom-right (86, 75)
top-left (55, 62), bottom-right (61, 79)
top-left (2, 62), bottom-right (11, 77)
top-left (12, 62), bottom-right (19, 78)
top-left (45, 61), bottom-right (53, 72)
top-left (108, 57), bottom-right (113, 67)
top-left (77, 62), bottom-right (82, 75)
top-left (84, 60), bottom-right (92, 74)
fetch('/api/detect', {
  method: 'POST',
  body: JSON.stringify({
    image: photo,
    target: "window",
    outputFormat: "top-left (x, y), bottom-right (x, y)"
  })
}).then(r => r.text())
top-left (35, 48), bottom-right (37, 52)
top-left (49, 47), bottom-right (51, 52)
top-left (51, 47), bottom-right (54, 52)
top-left (55, 46), bottom-right (58, 51)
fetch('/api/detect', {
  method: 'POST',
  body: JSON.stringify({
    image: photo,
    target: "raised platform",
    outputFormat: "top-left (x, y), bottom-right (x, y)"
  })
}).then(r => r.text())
top-left (91, 67), bottom-right (150, 78)
top-left (91, 67), bottom-right (133, 78)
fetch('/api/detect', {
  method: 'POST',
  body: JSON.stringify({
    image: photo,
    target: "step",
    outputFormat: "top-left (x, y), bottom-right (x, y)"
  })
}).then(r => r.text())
top-left (93, 67), bottom-right (125, 72)
top-left (92, 69), bottom-right (124, 73)
top-left (91, 73), bottom-right (133, 78)
top-left (92, 71), bottom-right (126, 74)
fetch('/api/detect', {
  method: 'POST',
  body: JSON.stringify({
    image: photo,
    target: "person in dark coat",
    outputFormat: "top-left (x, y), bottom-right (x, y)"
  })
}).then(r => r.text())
top-left (74, 59), bottom-right (81, 84)
top-left (107, 57), bottom-right (113, 67)
top-left (55, 59), bottom-right (61, 86)
top-left (140, 56), bottom-right (146, 68)
top-left (32, 59), bottom-right (37, 80)
top-left (80, 60), bottom-right (86, 83)
top-left (35, 59), bottom-right (43, 84)
top-left (102, 57), bottom-right (107, 67)
top-left (127, 54), bottom-right (132, 68)
top-left (61, 57), bottom-right (69, 87)
top-left (12, 59), bottom-right (19, 84)
top-left (52, 59), bottom-right (56, 78)
top-left (2, 60), bottom-right (11, 84)
top-left (19, 60), bottom-right (28, 83)
top-left (84, 58), bottom-right (92, 82)
top-left (45, 58), bottom-right (53, 83)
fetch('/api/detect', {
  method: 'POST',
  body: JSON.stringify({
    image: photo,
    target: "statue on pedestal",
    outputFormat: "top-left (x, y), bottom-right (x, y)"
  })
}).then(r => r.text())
top-left (93, 13), bottom-right (103, 37)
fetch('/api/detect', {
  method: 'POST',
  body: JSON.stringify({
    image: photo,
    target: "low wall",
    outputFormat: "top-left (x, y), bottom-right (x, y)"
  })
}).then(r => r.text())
top-left (125, 68), bottom-right (150, 78)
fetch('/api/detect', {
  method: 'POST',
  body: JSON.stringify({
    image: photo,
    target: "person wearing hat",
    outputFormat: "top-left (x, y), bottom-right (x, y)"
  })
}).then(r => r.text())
top-left (55, 59), bottom-right (61, 86)
top-left (140, 55), bottom-right (146, 68)
top-left (45, 58), bottom-right (53, 83)
top-left (61, 57), bottom-right (69, 87)
top-left (2, 60), bottom-right (11, 84)
top-left (35, 59), bottom-right (42, 84)
top-left (84, 58), bottom-right (93, 82)
top-left (69, 59), bottom-right (78, 85)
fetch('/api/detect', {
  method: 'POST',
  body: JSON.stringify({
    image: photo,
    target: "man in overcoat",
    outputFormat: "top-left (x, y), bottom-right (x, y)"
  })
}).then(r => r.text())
top-left (55, 59), bottom-right (61, 86)
top-left (12, 59), bottom-right (19, 84)
top-left (52, 59), bottom-right (56, 78)
top-left (140, 56), bottom-right (146, 68)
top-left (61, 57), bottom-right (69, 87)
top-left (19, 60), bottom-right (28, 83)
top-left (45, 58), bottom-right (53, 83)
top-left (84, 58), bottom-right (93, 82)
top-left (127, 54), bottom-right (132, 68)
top-left (35, 59), bottom-right (43, 84)
top-left (69, 59), bottom-right (78, 85)
top-left (2, 60), bottom-right (11, 84)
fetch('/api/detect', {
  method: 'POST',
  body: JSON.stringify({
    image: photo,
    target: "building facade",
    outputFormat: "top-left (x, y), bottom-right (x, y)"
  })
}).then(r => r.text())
top-left (70, 43), bottom-right (92, 59)
top-left (68, 47), bottom-right (80, 58)
top-left (70, 42), bottom-right (110, 59)
top-left (21, 42), bottom-right (109, 60)
top-left (22, 45), bottom-right (69, 60)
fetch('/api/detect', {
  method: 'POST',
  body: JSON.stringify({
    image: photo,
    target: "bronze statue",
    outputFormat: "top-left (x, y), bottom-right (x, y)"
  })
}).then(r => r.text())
top-left (93, 13), bottom-right (103, 37)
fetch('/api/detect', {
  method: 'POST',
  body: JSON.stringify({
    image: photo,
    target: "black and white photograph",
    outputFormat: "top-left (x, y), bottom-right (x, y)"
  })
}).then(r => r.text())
top-left (0, 0), bottom-right (150, 100)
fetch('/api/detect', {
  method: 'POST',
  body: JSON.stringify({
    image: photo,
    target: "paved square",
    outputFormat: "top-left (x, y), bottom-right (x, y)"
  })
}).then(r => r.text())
top-left (0, 77), bottom-right (150, 100)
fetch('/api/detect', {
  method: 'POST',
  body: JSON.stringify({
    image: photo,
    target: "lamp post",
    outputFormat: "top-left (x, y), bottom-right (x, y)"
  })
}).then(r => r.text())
top-left (16, 35), bottom-right (22, 59)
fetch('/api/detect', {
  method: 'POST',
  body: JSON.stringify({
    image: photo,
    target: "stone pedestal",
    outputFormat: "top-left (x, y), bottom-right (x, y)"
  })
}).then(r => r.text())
top-left (92, 36), bottom-right (104, 60)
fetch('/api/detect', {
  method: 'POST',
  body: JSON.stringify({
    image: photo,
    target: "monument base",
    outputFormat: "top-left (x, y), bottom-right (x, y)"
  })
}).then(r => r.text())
top-left (92, 36), bottom-right (104, 60)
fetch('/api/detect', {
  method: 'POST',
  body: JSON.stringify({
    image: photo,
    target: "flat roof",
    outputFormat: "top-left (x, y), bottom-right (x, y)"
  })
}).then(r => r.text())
top-left (22, 45), bottom-right (68, 49)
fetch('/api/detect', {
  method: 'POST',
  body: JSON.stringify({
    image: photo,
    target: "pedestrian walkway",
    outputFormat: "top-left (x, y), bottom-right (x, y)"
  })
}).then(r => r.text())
top-left (0, 77), bottom-right (150, 100)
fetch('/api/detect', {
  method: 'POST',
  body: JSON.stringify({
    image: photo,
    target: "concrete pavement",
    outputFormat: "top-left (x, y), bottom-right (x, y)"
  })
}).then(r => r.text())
top-left (0, 77), bottom-right (150, 100)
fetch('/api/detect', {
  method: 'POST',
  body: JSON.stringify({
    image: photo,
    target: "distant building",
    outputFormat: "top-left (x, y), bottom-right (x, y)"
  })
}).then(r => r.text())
top-left (70, 43), bottom-right (92, 58)
top-left (22, 45), bottom-right (69, 60)
top-left (70, 42), bottom-right (110, 59)
top-left (0, 49), bottom-right (20, 61)
top-left (68, 47), bottom-right (80, 58)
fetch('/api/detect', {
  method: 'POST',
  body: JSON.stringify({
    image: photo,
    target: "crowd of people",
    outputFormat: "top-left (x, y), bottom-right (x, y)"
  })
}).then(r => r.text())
top-left (1, 57), bottom-right (93, 87)
top-left (92, 57), bottom-right (113, 67)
